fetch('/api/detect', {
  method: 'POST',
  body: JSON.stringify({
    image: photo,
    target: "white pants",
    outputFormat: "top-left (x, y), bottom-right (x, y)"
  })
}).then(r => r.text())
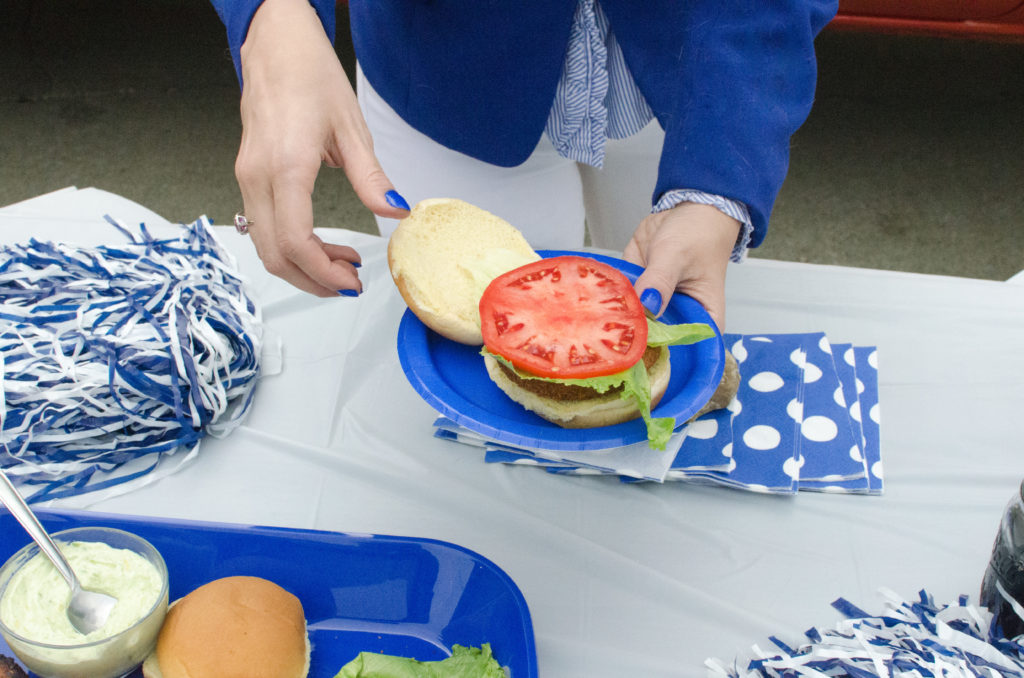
top-left (356, 66), bottom-right (664, 252)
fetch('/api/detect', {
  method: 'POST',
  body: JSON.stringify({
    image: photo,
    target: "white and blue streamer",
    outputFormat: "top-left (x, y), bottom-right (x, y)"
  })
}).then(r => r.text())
top-left (707, 589), bottom-right (1024, 678)
top-left (0, 216), bottom-right (261, 503)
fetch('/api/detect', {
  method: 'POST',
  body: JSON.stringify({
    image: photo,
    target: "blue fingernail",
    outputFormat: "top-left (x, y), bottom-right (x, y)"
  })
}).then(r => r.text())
top-left (385, 190), bottom-right (410, 211)
top-left (639, 288), bottom-right (662, 315)
top-left (338, 289), bottom-right (360, 297)
top-left (352, 261), bottom-right (361, 269)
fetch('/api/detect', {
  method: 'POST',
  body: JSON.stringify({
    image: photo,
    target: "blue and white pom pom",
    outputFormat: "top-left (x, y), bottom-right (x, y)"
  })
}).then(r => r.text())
top-left (0, 216), bottom-right (262, 502)
top-left (707, 588), bottom-right (1024, 678)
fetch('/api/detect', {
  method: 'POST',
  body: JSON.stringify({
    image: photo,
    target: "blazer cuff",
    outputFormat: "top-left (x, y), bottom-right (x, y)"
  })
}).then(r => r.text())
top-left (210, 0), bottom-right (336, 87)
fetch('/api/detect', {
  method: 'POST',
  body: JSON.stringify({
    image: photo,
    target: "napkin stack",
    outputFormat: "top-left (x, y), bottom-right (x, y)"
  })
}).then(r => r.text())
top-left (433, 332), bottom-right (882, 495)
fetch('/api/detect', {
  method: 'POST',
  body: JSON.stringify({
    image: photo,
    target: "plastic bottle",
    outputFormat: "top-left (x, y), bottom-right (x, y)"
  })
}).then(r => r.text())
top-left (981, 480), bottom-right (1024, 640)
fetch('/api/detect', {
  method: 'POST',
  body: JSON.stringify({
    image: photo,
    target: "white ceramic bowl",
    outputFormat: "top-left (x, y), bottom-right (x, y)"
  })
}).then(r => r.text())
top-left (0, 526), bottom-right (168, 678)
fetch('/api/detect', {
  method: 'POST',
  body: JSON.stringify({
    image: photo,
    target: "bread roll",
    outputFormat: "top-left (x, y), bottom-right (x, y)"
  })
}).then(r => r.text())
top-left (141, 576), bottom-right (308, 678)
top-left (692, 348), bottom-right (740, 420)
top-left (387, 198), bottom-right (540, 345)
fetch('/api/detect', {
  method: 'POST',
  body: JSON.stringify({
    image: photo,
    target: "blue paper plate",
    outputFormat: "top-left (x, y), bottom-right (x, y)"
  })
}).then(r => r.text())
top-left (398, 250), bottom-right (725, 451)
top-left (0, 510), bottom-right (537, 678)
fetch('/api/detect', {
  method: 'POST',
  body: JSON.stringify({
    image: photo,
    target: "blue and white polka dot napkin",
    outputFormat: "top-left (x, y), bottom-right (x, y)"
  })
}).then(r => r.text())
top-left (432, 332), bottom-right (882, 495)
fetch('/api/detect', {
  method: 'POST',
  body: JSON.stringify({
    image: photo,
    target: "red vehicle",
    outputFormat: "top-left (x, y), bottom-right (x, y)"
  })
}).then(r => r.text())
top-left (833, 0), bottom-right (1024, 40)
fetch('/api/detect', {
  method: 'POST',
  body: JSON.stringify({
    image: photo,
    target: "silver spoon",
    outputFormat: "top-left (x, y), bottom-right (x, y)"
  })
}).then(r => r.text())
top-left (0, 468), bottom-right (117, 636)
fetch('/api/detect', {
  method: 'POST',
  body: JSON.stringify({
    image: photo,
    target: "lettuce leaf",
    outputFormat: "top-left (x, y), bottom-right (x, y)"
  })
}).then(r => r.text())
top-left (620, 359), bottom-right (675, 450)
top-left (333, 643), bottom-right (505, 678)
top-left (483, 317), bottom-right (714, 450)
top-left (645, 317), bottom-right (717, 347)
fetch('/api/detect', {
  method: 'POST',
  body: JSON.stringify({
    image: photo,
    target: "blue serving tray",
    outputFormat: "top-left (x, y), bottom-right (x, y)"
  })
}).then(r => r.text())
top-left (398, 249), bottom-right (725, 451)
top-left (0, 510), bottom-right (537, 678)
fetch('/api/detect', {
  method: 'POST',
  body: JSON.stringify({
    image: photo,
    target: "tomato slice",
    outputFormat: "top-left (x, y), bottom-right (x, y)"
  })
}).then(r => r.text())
top-left (479, 255), bottom-right (648, 379)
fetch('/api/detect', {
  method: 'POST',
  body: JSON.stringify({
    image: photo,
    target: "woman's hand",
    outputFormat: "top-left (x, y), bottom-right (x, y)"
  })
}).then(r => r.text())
top-left (624, 202), bottom-right (741, 333)
top-left (235, 0), bottom-right (408, 296)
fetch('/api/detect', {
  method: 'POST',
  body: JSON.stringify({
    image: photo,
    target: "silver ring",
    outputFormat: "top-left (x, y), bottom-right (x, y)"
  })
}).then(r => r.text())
top-left (233, 213), bottom-right (252, 235)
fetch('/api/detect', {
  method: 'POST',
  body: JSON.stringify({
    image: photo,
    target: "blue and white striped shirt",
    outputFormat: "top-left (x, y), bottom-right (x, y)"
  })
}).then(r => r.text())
top-left (544, 0), bottom-right (753, 261)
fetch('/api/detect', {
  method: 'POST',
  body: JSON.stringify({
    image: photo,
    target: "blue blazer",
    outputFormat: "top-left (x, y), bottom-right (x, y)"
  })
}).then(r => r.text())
top-left (212, 0), bottom-right (837, 248)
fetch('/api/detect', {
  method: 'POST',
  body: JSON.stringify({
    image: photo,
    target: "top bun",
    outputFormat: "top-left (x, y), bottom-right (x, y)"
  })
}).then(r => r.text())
top-left (387, 198), bottom-right (540, 345)
top-left (141, 576), bottom-right (308, 678)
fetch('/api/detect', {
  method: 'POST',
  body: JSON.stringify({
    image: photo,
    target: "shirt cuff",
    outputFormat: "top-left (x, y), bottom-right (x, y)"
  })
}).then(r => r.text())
top-left (653, 189), bottom-right (753, 263)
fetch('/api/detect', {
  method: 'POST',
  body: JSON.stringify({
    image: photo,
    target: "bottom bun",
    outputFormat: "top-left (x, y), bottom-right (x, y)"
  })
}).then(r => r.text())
top-left (484, 346), bottom-right (671, 429)
top-left (141, 576), bottom-right (309, 678)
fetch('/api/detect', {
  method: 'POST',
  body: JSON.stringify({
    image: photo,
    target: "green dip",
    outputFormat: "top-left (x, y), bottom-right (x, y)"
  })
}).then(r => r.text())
top-left (0, 540), bottom-right (162, 645)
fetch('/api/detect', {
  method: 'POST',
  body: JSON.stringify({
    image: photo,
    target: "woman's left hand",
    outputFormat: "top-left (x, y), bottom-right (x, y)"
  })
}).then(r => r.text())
top-left (623, 202), bottom-right (741, 334)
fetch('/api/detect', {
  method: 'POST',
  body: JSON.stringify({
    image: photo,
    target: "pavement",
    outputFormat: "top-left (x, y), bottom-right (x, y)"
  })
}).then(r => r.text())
top-left (1, 1), bottom-right (1020, 280)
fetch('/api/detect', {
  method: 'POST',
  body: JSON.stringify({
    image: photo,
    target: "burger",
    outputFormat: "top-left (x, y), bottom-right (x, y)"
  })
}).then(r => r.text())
top-left (141, 576), bottom-right (308, 678)
top-left (478, 253), bottom-right (719, 448)
top-left (388, 199), bottom-right (734, 449)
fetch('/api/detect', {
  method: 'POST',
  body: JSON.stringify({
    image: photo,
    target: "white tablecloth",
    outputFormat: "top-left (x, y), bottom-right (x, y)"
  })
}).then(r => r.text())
top-left (2, 187), bottom-right (1022, 677)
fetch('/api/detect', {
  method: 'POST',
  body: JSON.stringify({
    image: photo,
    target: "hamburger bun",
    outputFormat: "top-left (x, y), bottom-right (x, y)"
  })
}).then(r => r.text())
top-left (387, 198), bottom-right (540, 345)
top-left (141, 576), bottom-right (308, 678)
top-left (484, 344), bottom-right (672, 429)
top-left (692, 348), bottom-right (740, 420)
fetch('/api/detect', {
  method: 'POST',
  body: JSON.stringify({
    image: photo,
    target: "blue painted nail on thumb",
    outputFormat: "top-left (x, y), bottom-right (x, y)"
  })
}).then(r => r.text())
top-left (385, 190), bottom-right (410, 211)
top-left (639, 288), bottom-right (662, 316)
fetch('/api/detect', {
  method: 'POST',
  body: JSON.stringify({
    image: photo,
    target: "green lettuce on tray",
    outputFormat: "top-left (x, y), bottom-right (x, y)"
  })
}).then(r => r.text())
top-left (334, 643), bottom-right (505, 678)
